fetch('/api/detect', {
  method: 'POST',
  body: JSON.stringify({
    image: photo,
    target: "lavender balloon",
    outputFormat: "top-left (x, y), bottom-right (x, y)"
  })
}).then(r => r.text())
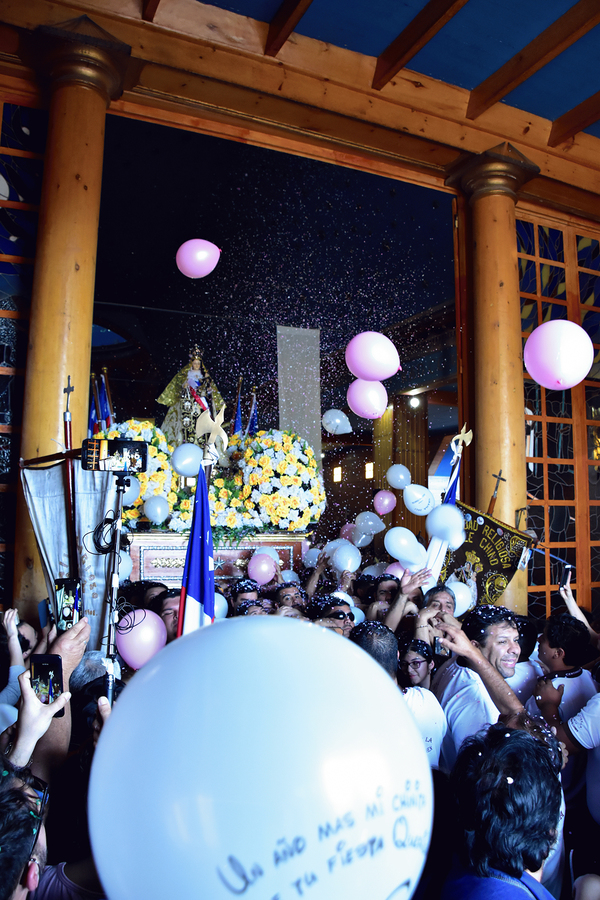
top-left (347, 379), bottom-right (388, 419)
top-left (176, 239), bottom-right (221, 279)
top-left (116, 609), bottom-right (167, 670)
top-left (345, 332), bottom-right (401, 381)
top-left (524, 320), bottom-right (593, 390)
top-left (247, 552), bottom-right (276, 586)
top-left (373, 489), bottom-right (396, 515)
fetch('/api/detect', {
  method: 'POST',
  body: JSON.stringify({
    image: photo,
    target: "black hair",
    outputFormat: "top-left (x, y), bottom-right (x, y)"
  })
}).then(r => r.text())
top-left (274, 583), bottom-right (303, 600)
top-left (374, 574), bottom-right (401, 590)
top-left (398, 636), bottom-right (434, 663)
top-left (0, 759), bottom-right (40, 900)
top-left (513, 615), bottom-right (538, 662)
top-left (349, 622), bottom-right (398, 678)
top-left (320, 596), bottom-right (352, 618)
top-left (235, 599), bottom-right (265, 616)
top-left (544, 612), bottom-right (592, 667)
top-left (423, 583), bottom-right (456, 609)
top-left (462, 604), bottom-right (518, 645)
top-left (230, 579), bottom-right (259, 602)
top-left (451, 725), bottom-right (561, 879)
top-left (148, 588), bottom-right (180, 617)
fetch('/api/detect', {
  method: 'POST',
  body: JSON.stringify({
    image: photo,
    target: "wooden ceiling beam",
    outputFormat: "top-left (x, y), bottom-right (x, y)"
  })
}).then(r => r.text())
top-left (466, 0), bottom-right (600, 120)
top-left (549, 90), bottom-right (600, 147)
top-left (142, 0), bottom-right (161, 23)
top-left (372, 0), bottom-right (469, 91)
top-left (264, 0), bottom-right (314, 57)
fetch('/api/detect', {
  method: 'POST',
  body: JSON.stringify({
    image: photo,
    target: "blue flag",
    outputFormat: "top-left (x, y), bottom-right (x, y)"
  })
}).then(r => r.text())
top-left (233, 395), bottom-right (243, 436)
top-left (98, 375), bottom-right (112, 430)
top-left (88, 399), bottom-right (98, 438)
top-left (246, 393), bottom-right (258, 438)
top-left (179, 471), bottom-right (215, 634)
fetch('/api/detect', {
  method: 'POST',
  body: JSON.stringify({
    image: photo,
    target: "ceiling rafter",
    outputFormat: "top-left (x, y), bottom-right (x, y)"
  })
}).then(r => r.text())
top-left (264, 0), bottom-right (314, 58)
top-left (371, 0), bottom-right (470, 92)
top-left (142, 0), bottom-right (161, 23)
top-left (549, 90), bottom-right (600, 147)
top-left (466, 0), bottom-right (600, 120)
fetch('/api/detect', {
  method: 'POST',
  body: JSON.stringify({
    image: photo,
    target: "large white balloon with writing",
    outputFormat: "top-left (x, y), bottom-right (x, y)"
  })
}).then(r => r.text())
top-left (89, 618), bottom-right (432, 900)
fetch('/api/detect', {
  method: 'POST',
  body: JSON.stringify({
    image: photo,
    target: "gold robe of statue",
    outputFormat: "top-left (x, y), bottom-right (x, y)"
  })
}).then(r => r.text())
top-left (157, 348), bottom-right (224, 450)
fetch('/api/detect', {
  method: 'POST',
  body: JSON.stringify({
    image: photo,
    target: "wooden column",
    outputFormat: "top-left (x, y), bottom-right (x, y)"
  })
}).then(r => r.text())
top-left (447, 143), bottom-right (539, 613)
top-left (14, 21), bottom-right (130, 613)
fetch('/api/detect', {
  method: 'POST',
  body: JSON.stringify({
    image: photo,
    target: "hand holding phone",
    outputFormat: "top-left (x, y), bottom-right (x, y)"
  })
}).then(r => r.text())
top-left (560, 564), bottom-right (572, 589)
top-left (30, 654), bottom-right (65, 718)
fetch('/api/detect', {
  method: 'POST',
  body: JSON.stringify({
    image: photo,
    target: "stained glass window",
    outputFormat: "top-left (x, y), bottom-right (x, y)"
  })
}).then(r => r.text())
top-left (538, 226), bottom-right (564, 263)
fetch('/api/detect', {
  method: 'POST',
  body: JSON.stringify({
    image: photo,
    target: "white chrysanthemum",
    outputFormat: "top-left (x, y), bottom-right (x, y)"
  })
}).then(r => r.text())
top-left (259, 482), bottom-right (271, 493)
top-left (251, 490), bottom-right (261, 502)
top-left (279, 520), bottom-right (289, 529)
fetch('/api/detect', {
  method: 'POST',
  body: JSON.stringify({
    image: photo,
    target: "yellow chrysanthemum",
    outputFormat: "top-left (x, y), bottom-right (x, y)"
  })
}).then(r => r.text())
top-left (167, 492), bottom-right (178, 504)
top-left (234, 474), bottom-right (243, 486)
top-left (180, 499), bottom-right (190, 510)
top-left (242, 484), bottom-right (251, 498)
top-left (215, 501), bottom-right (225, 513)
top-left (180, 511), bottom-right (190, 521)
top-left (244, 499), bottom-right (254, 510)
top-left (230, 498), bottom-right (242, 508)
top-left (225, 513), bottom-right (238, 527)
top-left (277, 461), bottom-right (288, 475)
top-left (219, 489), bottom-right (229, 500)
top-left (249, 473), bottom-right (260, 486)
top-left (214, 478), bottom-right (225, 488)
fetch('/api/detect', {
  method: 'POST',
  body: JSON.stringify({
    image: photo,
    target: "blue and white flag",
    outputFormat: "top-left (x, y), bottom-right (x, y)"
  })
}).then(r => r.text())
top-left (233, 395), bottom-right (243, 436)
top-left (98, 375), bottom-right (113, 431)
top-left (179, 472), bottom-right (215, 635)
top-left (245, 392), bottom-right (258, 438)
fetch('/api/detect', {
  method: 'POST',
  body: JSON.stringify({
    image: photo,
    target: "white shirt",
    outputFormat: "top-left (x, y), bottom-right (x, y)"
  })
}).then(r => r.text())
top-left (527, 668), bottom-right (597, 801)
top-left (432, 659), bottom-right (501, 771)
top-left (505, 660), bottom-right (539, 704)
top-left (402, 685), bottom-right (447, 768)
top-left (567, 692), bottom-right (600, 825)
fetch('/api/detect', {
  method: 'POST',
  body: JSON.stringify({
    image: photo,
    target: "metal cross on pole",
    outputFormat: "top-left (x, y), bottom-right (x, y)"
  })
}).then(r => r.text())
top-left (487, 469), bottom-right (506, 517)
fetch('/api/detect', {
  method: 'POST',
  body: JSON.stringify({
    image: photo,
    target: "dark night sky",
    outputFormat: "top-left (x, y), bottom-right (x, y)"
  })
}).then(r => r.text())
top-left (93, 114), bottom-right (456, 425)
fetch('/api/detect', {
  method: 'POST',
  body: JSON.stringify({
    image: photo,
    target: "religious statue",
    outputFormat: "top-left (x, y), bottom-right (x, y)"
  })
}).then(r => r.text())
top-left (157, 346), bottom-right (224, 451)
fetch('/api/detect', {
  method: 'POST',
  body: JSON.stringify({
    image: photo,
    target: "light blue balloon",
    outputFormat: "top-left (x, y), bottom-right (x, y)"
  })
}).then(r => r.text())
top-left (143, 495), bottom-right (169, 524)
top-left (171, 442), bottom-right (202, 477)
top-left (214, 591), bottom-right (228, 619)
top-left (89, 618), bottom-right (433, 900)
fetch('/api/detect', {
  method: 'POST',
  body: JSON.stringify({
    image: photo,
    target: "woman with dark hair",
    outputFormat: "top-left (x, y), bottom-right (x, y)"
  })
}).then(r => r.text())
top-left (399, 637), bottom-right (435, 690)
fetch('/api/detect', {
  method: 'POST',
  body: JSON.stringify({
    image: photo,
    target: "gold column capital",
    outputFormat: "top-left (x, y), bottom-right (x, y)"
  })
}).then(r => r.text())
top-left (27, 15), bottom-right (132, 105)
top-left (445, 142), bottom-right (540, 203)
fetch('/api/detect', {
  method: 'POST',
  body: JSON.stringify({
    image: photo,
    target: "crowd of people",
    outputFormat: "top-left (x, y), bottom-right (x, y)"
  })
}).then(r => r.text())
top-left (2, 551), bottom-right (600, 899)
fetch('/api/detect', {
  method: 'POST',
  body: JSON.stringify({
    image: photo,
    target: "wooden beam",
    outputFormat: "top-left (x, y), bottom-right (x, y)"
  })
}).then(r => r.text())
top-left (142, 0), bottom-right (161, 23)
top-left (466, 0), bottom-right (600, 120)
top-left (548, 90), bottom-right (600, 147)
top-left (265, 0), bottom-right (313, 58)
top-left (372, 0), bottom-right (469, 91)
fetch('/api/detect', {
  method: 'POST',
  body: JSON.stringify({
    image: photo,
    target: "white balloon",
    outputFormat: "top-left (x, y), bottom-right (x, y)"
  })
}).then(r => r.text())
top-left (89, 618), bottom-right (433, 900)
top-left (351, 527), bottom-right (373, 548)
top-left (448, 529), bottom-right (467, 551)
top-left (324, 538), bottom-right (352, 558)
top-left (330, 590), bottom-right (355, 606)
top-left (303, 548), bottom-right (321, 568)
top-left (143, 495), bottom-right (169, 525)
top-left (332, 543), bottom-right (362, 573)
top-left (214, 591), bottom-right (228, 619)
top-left (321, 408), bottom-right (353, 435)
top-left (396, 542), bottom-right (428, 571)
top-left (384, 526), bottom-right (419, 561)
top-left (281, 569), bottom-right (300, 583)
top-left (171, 442), bottom-right (202, 477)
top-left (118, 550), bottom-right (133, 583)
top-left (255, 546), bottom-right (281, 565)
top-left (403, 483), bottom-right (436, 517)
top-left (362, 563), bottom-right (388, 577)
top-left (351, 606), bottom-right (366, 624)
top-left (386, 464), bottom-right (412, 490)
top-left (355, 511), bottom-right (385, 534)
top-left (426, 504), bottom-right (465, 541)
top-left (450, 582), bottom-right (474, 617)
top-left (123, 476), bottom-right (141, 506)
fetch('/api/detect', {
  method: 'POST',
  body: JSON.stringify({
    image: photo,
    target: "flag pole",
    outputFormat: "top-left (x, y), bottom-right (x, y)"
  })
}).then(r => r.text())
top-left (101, 367), bottom-right (115, 424)
top-left (91, 372), bottom-right (101, 423)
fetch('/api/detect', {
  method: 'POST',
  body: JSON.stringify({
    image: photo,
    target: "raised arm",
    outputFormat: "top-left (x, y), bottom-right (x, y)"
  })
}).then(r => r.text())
top-left (304, 551), bottom-right (328, 598)
top-left (560, 576), bottom-right (599, 647)
top-left (7, 670), bottom-right (71, 769)
top-left (384, 568), bottom-right (432, 633)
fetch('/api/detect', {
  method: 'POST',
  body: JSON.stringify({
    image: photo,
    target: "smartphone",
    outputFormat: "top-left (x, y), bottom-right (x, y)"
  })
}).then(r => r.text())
top-left (30, 654), bottom-right (64, 717)
top-left (560, 564), bottom-right (572, 589)
top-left (81, 438), bottom-right (147, 474)
top-left (54, 579), bottom-right (80, 632)
top-left (433, 636), bottom-right (450, 657)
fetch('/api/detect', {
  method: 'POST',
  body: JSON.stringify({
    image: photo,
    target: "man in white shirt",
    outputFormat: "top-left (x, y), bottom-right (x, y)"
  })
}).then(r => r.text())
top-left (527, 613), bottom-right (597, 802)
top-left (432, 604), bottom-right (520, 770)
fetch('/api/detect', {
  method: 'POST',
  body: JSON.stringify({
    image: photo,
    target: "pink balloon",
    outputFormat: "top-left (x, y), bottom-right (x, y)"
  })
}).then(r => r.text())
top-left (339, 523), bottom-right (355, 540)
top-left (345, 332), bottom-right (401, 381)
top-left (373, 490), bottom-right (397, 515)
top-left (347, 379), bottom-right (388, 419)
top-left (176, 239), bottom-right (221, 279)
top-left (247, 552), bottom-right (277, 586)
top-left (116, 609), bottom-right (167, 670)
top-left (524, 320), bottom-right (594, 390)
top-left (383, 562), bottom-right (405, 579)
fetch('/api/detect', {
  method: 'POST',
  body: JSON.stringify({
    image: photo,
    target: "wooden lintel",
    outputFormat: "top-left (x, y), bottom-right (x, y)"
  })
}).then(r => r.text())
top-left (142, 0), bottom-right (161, 23)
top-left (372, 0), bottom-right (468, 91)
top-left (265, 0), bottom-right (314, 58)
top-left (548, 91), bottom-right (600, 148)
top-left (466, 0), bottom-right (600, 120)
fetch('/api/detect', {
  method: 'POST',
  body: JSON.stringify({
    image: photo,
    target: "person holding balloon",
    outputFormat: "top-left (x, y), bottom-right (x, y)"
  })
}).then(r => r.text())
top-left (149, 589), bottom-right (183, 644)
